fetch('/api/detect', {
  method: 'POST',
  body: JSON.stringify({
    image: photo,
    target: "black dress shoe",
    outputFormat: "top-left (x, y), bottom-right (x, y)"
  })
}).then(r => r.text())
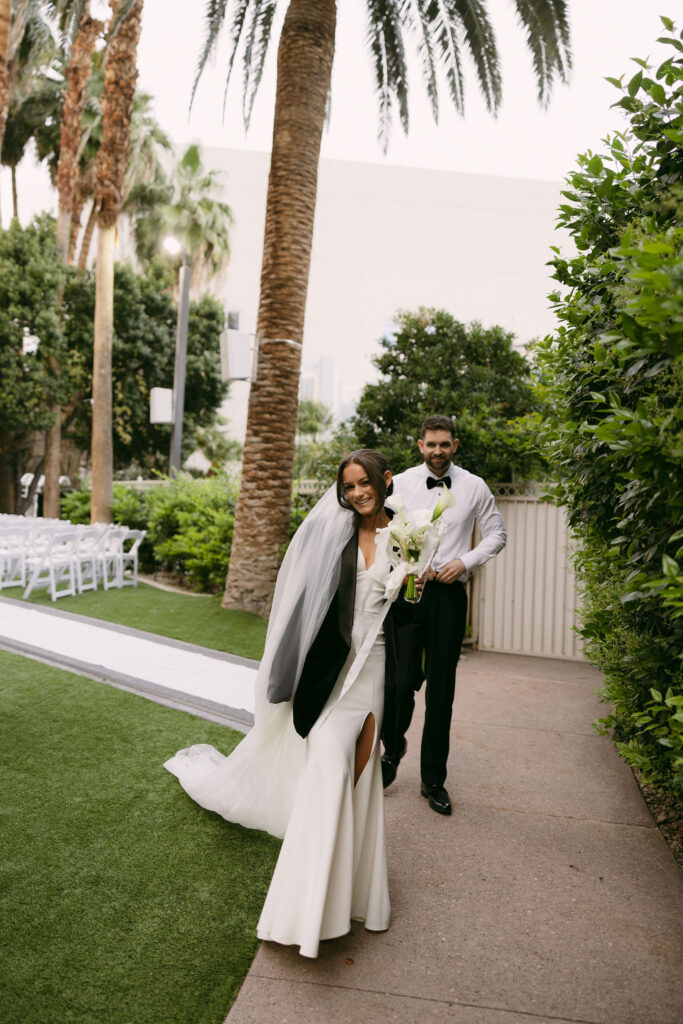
top-left (420, 783), bottom-right (452, 815)
top-left (381, 758), bottom-right (398, 789)
top-left (381, 740), bottom-right (407, 789)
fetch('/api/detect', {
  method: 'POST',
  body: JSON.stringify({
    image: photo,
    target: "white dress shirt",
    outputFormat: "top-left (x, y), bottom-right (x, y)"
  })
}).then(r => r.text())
top-left (389, 462), bottom-right (506, 579)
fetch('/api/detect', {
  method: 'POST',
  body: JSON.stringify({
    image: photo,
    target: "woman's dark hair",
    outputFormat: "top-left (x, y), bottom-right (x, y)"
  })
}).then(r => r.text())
top-left (336, 449), bottom-right (393, 520)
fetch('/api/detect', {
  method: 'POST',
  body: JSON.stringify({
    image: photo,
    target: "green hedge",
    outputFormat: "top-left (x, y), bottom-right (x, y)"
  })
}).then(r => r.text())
top-left (535, 21), bottom-right (683, 793)
top-left (61, 475), bottom-right (238, 592)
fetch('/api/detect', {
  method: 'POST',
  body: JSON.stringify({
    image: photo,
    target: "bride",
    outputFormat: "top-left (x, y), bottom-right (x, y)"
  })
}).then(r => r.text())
top-left (164, 449), bottom-right (399, 958)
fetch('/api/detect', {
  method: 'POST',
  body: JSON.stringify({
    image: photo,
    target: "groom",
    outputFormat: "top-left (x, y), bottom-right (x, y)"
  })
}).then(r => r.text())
top-left (381, 415), bottom-right (506, 815)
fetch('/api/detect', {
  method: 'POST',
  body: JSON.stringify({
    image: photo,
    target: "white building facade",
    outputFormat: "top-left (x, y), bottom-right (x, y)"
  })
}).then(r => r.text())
top-left (208, 147), bottom-right (567, 440)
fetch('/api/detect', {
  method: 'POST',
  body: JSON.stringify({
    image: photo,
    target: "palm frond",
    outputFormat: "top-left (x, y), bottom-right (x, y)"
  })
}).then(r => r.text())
top-left (512, 0), bottom-right (572, 105)
top-left (242, 0), bottom-right (277, 129)
top-left (427, 0), bottom-right (465, 115)
top-left (218, 0), bottom-right (253, 120)
top-left (126, 142), bottom-right (233, 276)
top-left (9, 0), bottom-right (57, 64)
top-left (105, 0), bottom-right (137, 46)
top-left (403, 0), bottom-right (439, 123)
top-left (365, 0), bottom-right (410, 150)
top-left (191, 0), bottom-right (232, 111)
top-left (43, 0), bottom-right (89, 50)
top-left (452, 0), bottom-right (501, 113)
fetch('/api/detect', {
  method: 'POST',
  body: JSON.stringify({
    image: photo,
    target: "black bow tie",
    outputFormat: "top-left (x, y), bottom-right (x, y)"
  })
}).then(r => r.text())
top-left (426, 476), bottom-right (451, 489)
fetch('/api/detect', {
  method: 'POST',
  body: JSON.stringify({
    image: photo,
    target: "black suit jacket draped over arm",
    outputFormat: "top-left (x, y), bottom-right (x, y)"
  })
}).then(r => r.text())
top-left (292, 532), bottom-right (358, 738)
top-left (292, 531), bottom-right (398, 739)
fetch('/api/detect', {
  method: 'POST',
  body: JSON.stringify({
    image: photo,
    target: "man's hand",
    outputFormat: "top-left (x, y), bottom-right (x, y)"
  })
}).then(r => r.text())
top-left (429, 559), bottom-right (466, 584)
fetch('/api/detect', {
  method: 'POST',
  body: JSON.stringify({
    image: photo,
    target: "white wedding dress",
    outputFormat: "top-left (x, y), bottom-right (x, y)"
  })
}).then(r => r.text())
top-left (164, 547), bottom-right (391, 958)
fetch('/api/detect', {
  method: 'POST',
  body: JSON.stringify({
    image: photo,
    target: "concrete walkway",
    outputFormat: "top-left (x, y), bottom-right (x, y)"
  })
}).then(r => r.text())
top-left (227, 651), bottom-right (682, 1024)
top-left (1, 597), bottom-right (680, 1023)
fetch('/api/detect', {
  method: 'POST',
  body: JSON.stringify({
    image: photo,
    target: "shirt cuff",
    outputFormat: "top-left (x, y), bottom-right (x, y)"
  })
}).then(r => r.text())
top-left (459, 552), bottom-right (476, 580)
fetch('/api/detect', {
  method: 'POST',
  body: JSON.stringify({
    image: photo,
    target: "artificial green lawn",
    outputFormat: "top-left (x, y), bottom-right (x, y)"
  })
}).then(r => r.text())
top-left (0, 649), bottom-right (280, 1024)
top-left (2, 582), bottom-right (267, 660)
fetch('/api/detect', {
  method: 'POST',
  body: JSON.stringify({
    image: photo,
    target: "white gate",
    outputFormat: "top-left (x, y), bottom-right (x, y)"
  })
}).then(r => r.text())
top-left (470, 486), bottom-right (584, 661)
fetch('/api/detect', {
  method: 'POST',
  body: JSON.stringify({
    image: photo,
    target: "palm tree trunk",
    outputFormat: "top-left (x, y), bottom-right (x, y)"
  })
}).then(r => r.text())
top-left (56, 8), bottom-right (102, 261)
top-left (222, 0), bottom-right (336, 615)
top-left (45, 11), bottom-right (102, 515)
top-left (90, 0), bottom-right (142, 524)
top-left (91, 223), bottom-right (115, 522)
top-left (0, 433), bottom-right (15, 513)
top-left (0, 0), bottom-right (10, 157)
top-left (69, 192), bottom-right (83, 264)
top-left (10, 161), bottom-right (17, 219)
top-left (78, 199), bottom-right (96, 270)
top-left (42, 409), bottom-right (61, 517)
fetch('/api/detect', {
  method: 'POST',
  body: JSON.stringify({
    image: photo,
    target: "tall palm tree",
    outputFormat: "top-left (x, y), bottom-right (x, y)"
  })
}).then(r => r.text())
top-left (90, 0), bottom-right (143, 524)
top-left (73, 81), bottom-right (170, 271)
top-left (2, 71), bottom-right (60, 220)
top-left (0, 0), bottom-right (12, 161)
top-left (125, 142), bottom-right (232, 292)
top-left (40, 2), bottom-right (102, 518)
top-left (0, 0), bottom-right (54, 214)
top-left (195, 0), bottom-right (571, 616)
top-left (54, 3), bottom-right (102, 261)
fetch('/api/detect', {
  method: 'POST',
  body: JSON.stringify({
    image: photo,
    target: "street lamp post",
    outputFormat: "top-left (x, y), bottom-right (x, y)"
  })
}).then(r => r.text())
top-left (164, 237), bottom-right (191, 476)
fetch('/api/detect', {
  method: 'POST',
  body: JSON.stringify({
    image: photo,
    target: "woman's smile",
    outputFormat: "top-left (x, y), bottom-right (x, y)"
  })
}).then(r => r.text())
top-left (342, 463), bottom-right (380, 517)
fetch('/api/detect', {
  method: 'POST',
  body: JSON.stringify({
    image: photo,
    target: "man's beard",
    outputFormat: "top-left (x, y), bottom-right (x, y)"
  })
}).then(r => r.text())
top-left (424, 453), bottom-right (451, 476)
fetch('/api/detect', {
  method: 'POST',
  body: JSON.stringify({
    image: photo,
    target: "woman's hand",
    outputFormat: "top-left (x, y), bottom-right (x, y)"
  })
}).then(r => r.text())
top-left (403, 573), bottom-right (426, 595)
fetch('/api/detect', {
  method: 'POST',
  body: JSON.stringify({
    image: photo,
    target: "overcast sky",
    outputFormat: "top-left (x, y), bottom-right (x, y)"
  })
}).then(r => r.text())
top-left (135, 1), bottom-right (666, 181)
top-left (0, 1), bottom-right (670, 225)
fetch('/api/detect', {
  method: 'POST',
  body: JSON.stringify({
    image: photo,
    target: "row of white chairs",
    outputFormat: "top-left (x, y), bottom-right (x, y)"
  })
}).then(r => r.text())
top-left (0, 518), bottom-right (146, 602)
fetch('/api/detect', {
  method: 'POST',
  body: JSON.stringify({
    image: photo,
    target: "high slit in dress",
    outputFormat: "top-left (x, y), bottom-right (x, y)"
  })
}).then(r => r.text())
top-left (164, 547), bottom-right (391, 959)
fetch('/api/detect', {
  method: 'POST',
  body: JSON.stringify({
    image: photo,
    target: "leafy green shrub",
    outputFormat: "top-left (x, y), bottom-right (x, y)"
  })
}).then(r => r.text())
top-left (60, 475), bottom-right (239, 591)
top-left (145, 475), bottom-right (238, 591)
top-left (61, 488), bottom-right (91, 525)
top-left (535, 19), bottom-right (683, 792)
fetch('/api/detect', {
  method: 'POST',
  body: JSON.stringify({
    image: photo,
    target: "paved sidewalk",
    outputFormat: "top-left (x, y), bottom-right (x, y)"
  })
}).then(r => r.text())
top-left (227, 651), bottom-right (682, 1024)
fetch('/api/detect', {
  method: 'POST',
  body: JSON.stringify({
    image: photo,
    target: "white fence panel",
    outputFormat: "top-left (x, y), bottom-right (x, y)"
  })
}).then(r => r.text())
top-left (471, 490), bottom-right (583, 661)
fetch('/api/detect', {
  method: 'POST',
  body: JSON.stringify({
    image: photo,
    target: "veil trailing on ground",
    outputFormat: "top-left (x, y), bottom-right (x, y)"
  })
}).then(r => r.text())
top-left (164, 485), bottom-right (356, 839)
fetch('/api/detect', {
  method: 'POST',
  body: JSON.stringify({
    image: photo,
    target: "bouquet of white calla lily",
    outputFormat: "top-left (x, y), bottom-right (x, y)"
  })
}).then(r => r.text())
top-left (377, 489), bottom-right (455, 603)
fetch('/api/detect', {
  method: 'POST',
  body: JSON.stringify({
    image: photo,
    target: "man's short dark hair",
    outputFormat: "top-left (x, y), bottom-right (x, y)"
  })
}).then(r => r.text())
top-left (420, 415), bottom-right (456, 439)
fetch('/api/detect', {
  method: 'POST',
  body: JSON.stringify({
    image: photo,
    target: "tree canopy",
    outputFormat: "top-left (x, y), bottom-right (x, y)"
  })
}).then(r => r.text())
top-left (0, 216), bottom-right (65, 510)
top-left (351, 308), bottom-right (543, 483)
top-left (297, 398), bottom-right (332, 439)
top-left (125, 143), bottom-right (233, 290)
top-left (0, 217), bottom-right (229, 505)
top-left (62, 259), bottom-right (229, 472)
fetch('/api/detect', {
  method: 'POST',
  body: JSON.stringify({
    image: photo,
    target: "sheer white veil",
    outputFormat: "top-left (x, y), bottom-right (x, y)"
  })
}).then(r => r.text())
top-left (260, 483), bottom-right (355, 705)
top-left (164, 484), bottom-right (355, 839)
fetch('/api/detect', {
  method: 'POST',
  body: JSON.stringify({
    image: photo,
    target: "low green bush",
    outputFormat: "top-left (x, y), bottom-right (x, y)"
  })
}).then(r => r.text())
top-left (145, 475), bottom-right (237, 591)
top-left (61, 487), bottom-right (91, 525)
top-left (61, 475), bottom-right (239, 592)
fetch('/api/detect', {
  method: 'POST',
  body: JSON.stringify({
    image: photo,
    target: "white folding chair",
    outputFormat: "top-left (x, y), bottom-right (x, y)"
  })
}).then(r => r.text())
top-left (98, 526), bottom-right (129, 590)
top-left (74, 525), bottom-right (107, 594)
top-left (23, 529), bottom-right (78, 601)
top-left (0, 525), bottom-right (30, 589)
top-left (120, 530), bottom-right (146, 587)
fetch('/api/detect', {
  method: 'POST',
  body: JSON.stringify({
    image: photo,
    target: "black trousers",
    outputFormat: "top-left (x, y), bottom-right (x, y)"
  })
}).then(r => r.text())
top-left (382, 579), bottom-right (468, 788)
